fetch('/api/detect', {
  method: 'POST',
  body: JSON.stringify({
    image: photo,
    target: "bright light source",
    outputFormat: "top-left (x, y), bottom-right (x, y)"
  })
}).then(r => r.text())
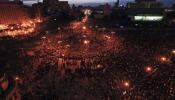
top-left (0, 19), bottom-right (39, 37)
top-left (41, 36), bottom-right (46, 39)
top-left (172, 50), bottom-right (175, 54)
top-left (111, 31), bottom-right (116, 34)
top-left (58, 27), bottom-right (61, 30)
top-left (82, 26), bottom-right (87, 30)
top-left (84, 9), bottom-right (92, 16)
top-left (145, 66), bottom-right (152, 73)
top-left (15, 76), bottom-right (20, 81)
top-left (104, 35), bottom-right (111, 39)
top-left (134, 16), bottom-right (163, 21)
top-left (0, 25), bottom-right (8, 30)
top-left (96, 64), bottom-right (103, 69)
top-left (161, 56), bottom-right (167, 61)
top-left (83, 40), bottom-right (90, 44)
top-left (82, 34), bottom-right (87, 38)
top-left (124, 81), bottom-right (129, 87)
top-left (120, 26), bottom-right (124, 29)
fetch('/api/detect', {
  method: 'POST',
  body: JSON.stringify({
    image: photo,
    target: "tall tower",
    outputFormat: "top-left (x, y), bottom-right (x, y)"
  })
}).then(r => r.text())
top-left (116, 0), bottom-right (119, 7)
top-left (117, 0), bottom-right (119, 5)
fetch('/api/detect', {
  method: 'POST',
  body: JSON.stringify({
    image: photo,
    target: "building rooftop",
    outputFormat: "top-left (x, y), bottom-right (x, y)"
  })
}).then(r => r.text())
top-left (135, 0), bottom-right (157, 2)
top-left (0, 3), bottom-right (31, 25)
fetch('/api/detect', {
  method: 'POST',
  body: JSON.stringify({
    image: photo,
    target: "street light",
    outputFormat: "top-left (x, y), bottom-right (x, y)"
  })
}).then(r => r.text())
top-left (145, 66), bottom-right (153, 73)
top-left (15, 76), bottom-right (20, 81)
top-left (172, 50), bottom-right (175, 54)
top-left (83, 40), bottom-right (90, 45)
top-left (124, 81), bottom-right (130, 87)
top-left (82, 26), bottom-right (87, 30)
top-left (104, 35), bottom-right (111, 39)
top-left (160, 56), bottom-right (167, 62)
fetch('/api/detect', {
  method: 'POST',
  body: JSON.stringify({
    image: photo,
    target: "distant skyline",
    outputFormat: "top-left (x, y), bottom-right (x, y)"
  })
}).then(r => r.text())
top-left (23, 0), bottom-right (175, 6)
top-left (59, 0), bottom-right (128, 4)
top-left (23, 0), bottom-right (134, 4)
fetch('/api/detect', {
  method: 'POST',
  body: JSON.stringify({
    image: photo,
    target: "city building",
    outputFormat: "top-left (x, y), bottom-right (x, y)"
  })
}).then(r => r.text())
top-left (165, 7), bottom-right (175, 26)
top-left (92, 3), bottom-right (111, 19)
top-left (92, 5), bottom-right (104, 19)
top-left (32, 2), bottom-right (45, 18)
top-left (43, 0), bottom-right (70, 15)
top-left (128, 0), bottom-right (162, 8)
top-left (110, 0), bottom-right (129, 24)
top-left (173, 4), bottom-right (175, 9)
top-left (127, 0), bottom-right (164, 23)
top-left (72, 5), bottom-right (86, 20)
top-left (0, 0), bottom-right (21, 3)
top-left (115, 0), bottom-right (120, 8)
top-left (104, 3), bottom-right (111, 17)
top-left (0, 0), bottom-right (31, 25)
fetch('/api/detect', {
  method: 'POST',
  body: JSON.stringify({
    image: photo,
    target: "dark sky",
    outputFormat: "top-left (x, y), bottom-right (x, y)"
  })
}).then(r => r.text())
top-left (23, 0), bottom-right (175, 6)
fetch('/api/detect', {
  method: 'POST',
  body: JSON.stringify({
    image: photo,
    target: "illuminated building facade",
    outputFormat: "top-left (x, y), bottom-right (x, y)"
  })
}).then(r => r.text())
top-left (127, 0), bottom-right (164, 22)
top-left (0, 1), bottom-right (41, 37)
top-left (128, 9), bottom-right (164, 22)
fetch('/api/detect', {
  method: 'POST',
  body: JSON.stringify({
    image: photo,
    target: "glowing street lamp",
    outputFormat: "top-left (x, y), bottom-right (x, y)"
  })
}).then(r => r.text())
top-left (145, 66), bottom-right (153, 73)
top-left (96, 64), bottom-right (103, 69)
top-left (82, 26), bottom-right (87, 30)
top-left (104, 35), bottom-right (111, 39)
top-left (159, 56), bottom-right (171, 64)
top-left (83, 40), bottom-right (90, 45)
top-left (15, 76), bottom-right (20, 81)
top-left (160, 56), bottom-right (167, 62)
top-left (172, 50), bottom-right (175, 54)
top-left (123, 81), bottom-right (130, 87)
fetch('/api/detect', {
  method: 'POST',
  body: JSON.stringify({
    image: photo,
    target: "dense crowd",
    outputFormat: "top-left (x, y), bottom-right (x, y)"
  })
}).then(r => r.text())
top-left (0, 18), bottom-right (175, 100)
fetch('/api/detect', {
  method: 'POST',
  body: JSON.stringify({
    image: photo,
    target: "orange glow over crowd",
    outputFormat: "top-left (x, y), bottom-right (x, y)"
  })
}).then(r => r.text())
top-left (0, 18), bottom-right (42, 37)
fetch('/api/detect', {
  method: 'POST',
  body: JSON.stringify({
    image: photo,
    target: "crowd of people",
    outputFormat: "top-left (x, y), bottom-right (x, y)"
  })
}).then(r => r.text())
top-left (0, 17), bottom-right (175, 99)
